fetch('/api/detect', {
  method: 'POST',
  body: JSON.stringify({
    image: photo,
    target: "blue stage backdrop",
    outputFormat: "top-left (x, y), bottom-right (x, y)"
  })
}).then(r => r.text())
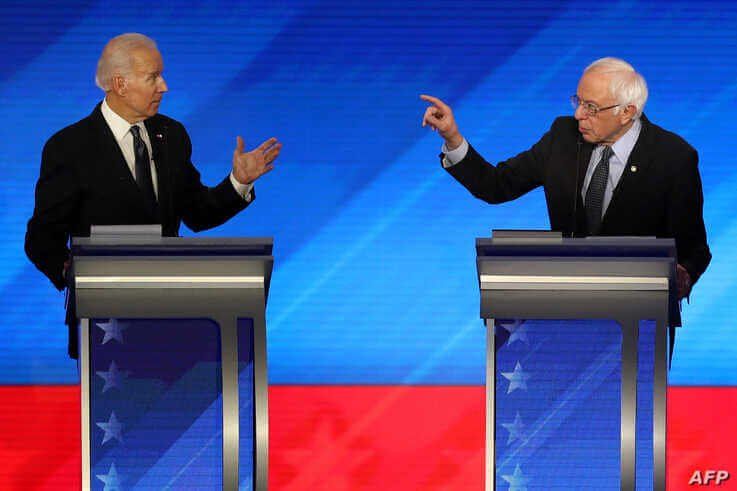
top-left (1, 0), bottom-right (735, 390)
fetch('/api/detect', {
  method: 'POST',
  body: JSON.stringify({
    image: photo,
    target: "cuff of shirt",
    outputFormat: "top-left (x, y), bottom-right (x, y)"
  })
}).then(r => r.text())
top-left (229, 173), bottom-right (254, 202)
top-left (441, 138), bottom-right (469, 168)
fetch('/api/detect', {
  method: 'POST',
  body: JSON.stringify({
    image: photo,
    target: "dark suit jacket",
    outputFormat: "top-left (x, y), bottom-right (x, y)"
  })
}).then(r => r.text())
top-left (445, 114), bottom-right (711, 288)
top-left (25, 103), bottom-right (251, 357)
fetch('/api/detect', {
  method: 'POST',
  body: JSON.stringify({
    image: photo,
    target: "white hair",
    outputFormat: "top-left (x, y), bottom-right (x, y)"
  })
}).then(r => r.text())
top-left (584, 57), bottom-right (648, 118)
top-left (95, 33), bottom-right (158, 91)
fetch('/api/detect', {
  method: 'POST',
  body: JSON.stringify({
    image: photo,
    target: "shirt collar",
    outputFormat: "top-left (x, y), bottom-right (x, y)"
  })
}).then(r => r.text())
top-left (101, 98), bottom-right (145, 142)
top-left (609, 117), bottom-right (641, 164)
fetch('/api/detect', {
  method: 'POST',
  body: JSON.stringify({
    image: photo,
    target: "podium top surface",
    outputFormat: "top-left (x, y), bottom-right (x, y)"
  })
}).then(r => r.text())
top-left (72, 236), bottom-right (273, 257)
top-left (476, 235), bottom-right (676, 259)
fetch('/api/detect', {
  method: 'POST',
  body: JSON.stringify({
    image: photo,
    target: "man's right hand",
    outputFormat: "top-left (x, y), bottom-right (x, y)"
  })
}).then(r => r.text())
top-left (62, 257), bottom-right (70, 280)
top-left (676, 264), bottom-right (692, 300)
top-left (420, 94), bottom-right (464, 150)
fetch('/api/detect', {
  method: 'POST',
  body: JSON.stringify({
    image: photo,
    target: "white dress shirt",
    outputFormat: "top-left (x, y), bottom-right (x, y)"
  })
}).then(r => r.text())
top-left (100, 98), bottom-right (253, 201)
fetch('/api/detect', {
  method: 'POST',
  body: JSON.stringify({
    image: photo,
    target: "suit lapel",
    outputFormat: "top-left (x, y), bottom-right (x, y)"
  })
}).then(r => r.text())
top-left (89, 103), bottom-right (160, 221)
top-left (573, 141), bottom-right (595, 235)
top-left (602, 115), bottom-right (653, 225)
top-left (577, 141), bottom-right (595, 195)
top-left (90, 104), bottom-right (138, 192)
top-left (144, 117), bottom-right (170, 225)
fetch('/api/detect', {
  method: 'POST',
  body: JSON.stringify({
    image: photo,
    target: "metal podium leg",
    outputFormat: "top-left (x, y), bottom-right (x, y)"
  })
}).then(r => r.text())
top-left (221, 313), bottom-right (268, 491)
top-left (653, 321), bottom-right (668, 491)
top-left (621, 320), bottom-right (638, 491)
top-left (221, 320), bottom-right (240, 491)
top-left (254, 315), bottom-right (269, 491)
top-left (80, 319), bottom-right (91, 491)
top-left (485, 319), bottom-right (495, 491)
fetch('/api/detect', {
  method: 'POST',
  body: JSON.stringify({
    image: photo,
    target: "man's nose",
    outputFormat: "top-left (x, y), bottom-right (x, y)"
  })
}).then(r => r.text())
top-left (574, 104), bottom-right (587, 121)
top-left (157, 76), bottom-right (168, 93)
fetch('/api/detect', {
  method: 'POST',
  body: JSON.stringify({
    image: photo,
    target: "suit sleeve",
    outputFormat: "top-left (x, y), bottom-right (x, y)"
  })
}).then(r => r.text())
top-left (667, 148), bottom-right (711, 286)
top-left (25, 136), bottom-right (81, 290)
top-left (444, 120), bottom-right (555, 204)
top-left (174, 124), bottom-right (250, 232)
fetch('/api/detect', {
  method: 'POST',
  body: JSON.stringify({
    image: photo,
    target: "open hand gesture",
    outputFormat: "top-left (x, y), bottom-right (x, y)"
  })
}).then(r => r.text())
top-left (232, 136), bottom-right (282, 184)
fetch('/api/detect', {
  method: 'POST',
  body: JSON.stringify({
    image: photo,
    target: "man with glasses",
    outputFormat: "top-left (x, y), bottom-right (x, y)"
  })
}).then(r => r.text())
top-left (420, 57), bottom-right (710, 303)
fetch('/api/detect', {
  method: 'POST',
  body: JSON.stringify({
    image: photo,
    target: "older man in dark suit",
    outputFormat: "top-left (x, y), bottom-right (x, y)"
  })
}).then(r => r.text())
top-left (421, 57), bottom-right (711, 304)
top-left (25, 33), bottom-right (281, 357)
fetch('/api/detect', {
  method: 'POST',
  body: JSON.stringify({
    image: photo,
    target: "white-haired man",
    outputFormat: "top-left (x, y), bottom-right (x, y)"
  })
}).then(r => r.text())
top-left (25, 33), bottom-right (282, 358)
top-left (421, 58), bottom-right (710, 317)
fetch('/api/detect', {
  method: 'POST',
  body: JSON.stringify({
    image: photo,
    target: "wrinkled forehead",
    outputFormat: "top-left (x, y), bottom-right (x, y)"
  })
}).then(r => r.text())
top-left (576, 70), bottom-right (613, 103)
top-left (129, 47), bottom-right (163, 74)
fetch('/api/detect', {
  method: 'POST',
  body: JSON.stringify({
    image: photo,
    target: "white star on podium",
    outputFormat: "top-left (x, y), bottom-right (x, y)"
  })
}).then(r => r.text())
top-left (501, 362), bottom-right (530, 394)
top-left (96, 462), bottom-right (121, 490)
top-left (504, 320), bottom-right (529, 346)
top-left (501, 464), bottom-right (530, 491)
top-left (96, 361), bottom-right (130, 393)
top-left (96, 319), bottom-right (126, 345)
top-left (97, 411), bottom-right (124, 445)
top-left (501, 412), bottom-right (525, 444)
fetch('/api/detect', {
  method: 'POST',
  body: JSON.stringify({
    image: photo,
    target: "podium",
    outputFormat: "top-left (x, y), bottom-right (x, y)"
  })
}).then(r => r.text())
top-left (476, 231), bottom-right (676, 491)
top-left (71, 229), bottom-right (272, 490)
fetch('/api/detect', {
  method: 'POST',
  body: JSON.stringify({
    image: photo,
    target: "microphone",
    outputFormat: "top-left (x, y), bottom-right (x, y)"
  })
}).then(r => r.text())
top-left (570, 133), bottom-right (583, 237)
top-left (161, 125), bottom-right (173, 235)
top-left (153, 124), bottom-right (172, 234)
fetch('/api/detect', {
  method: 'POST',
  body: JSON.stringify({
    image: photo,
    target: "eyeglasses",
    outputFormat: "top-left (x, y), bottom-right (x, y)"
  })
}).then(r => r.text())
top-left (570, 95), bottom-right (620, 117)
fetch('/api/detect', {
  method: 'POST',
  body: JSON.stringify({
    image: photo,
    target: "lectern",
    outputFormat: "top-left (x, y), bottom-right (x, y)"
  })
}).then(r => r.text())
top-left (71, 228), bottom-right (272, 490)
top-left (477, 231), bottom-right (676, 491)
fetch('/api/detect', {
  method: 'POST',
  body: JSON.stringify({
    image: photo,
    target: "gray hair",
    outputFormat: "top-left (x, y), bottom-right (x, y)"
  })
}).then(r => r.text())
top-left (584, 57), bottom-right (648, 118)
top-left (95, 33), bottom-right (158, 91)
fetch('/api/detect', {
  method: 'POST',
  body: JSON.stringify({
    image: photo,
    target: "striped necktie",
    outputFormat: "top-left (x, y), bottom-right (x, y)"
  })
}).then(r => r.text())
top-left (584, 145), bottom-right (613, 235)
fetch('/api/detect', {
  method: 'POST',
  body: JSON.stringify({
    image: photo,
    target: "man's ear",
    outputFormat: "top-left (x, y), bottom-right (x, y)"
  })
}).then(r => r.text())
top-left (111, 75), bottom-right (127, 96)
top-left (620, 104), bottom-right (636, 124)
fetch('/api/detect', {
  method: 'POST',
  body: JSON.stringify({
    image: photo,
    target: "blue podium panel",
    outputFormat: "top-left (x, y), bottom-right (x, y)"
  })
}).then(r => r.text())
top-left (494, 319), bottom-right (624, 490)
top-left (86, 318), bottom-right (256, 490)
top-left (636, 320), bottom-right (655, 491)
top-left (238, 318), bottom-right (255, 491)
top-left (494, 318), bottom-right (658, 490)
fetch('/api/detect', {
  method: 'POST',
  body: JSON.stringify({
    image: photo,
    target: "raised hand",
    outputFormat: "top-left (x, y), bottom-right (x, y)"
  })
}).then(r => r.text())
top-left (420, 94), bottom-right (464, 150)
top-left (232, 136), bottom-right (282, 184)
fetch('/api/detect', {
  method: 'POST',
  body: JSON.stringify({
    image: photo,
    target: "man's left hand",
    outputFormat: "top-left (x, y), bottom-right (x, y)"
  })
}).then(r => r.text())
top-left (232, 136), bottom-right (282, 184)
top-left (676, 264), bottom-right (691, 300)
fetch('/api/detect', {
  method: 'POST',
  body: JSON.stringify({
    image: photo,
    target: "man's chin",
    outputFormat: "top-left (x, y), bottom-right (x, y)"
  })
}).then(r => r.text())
top-left (579, 131), bottom-right (597, 143)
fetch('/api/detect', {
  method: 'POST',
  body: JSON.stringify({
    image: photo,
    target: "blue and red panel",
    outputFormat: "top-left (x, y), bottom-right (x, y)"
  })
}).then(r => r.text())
top-left (2, 385), bottom-right (736, 490)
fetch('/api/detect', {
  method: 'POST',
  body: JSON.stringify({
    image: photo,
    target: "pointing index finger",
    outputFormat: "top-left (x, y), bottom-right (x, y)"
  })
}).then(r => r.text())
top-left (420, 94), bottom-right (449, 110)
